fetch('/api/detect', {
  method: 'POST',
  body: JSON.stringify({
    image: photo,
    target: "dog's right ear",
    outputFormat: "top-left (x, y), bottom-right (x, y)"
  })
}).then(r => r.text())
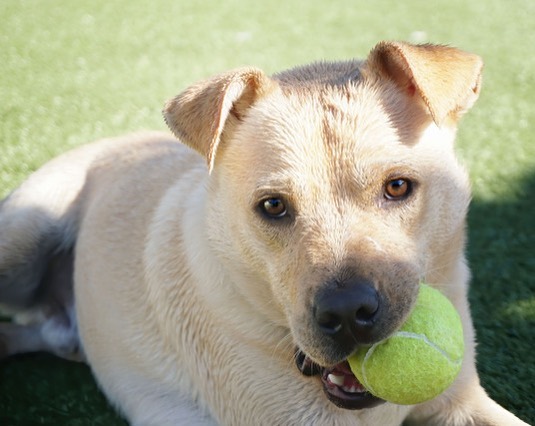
top-left (164, 68), bottom-right (274, 172)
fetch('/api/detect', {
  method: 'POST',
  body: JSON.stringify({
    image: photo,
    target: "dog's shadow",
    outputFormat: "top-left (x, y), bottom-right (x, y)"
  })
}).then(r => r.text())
top-left (466, 169), bottom-right (534, 423)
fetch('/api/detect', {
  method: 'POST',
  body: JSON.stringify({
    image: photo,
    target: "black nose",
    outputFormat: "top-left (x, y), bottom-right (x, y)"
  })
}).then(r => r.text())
top-left (314, 278), bottom-right (380, 345)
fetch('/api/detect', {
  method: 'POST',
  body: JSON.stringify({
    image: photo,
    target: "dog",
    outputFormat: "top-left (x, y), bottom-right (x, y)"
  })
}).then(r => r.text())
top-left (0, 41), bottom-right (528, 425)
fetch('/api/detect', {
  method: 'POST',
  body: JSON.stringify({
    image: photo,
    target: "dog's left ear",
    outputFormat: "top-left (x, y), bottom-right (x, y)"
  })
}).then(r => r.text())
top-left (365, 41), bottom-right (483, 125)
top-left (164, 67), bottom-right (274, 172)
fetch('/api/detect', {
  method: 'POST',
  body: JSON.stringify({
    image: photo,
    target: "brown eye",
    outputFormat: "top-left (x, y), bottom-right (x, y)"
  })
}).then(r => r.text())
top-left (384, 178), bottom-right (412, 200)
top-left (260, 198), bottom-right (287, 218)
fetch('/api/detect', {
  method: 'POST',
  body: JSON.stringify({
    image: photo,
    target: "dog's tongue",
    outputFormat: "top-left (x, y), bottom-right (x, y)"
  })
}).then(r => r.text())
top-left (324, 361), bottom-right (367, 394)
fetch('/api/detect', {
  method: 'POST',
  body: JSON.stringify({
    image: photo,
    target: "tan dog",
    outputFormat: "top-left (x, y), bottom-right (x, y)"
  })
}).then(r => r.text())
top-left (0, 41), bottom-right (528, 425)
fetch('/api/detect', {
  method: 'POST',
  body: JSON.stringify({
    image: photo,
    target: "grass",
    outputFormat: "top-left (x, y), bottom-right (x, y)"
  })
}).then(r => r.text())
top-left (1, 0), bottom-right (534, 424)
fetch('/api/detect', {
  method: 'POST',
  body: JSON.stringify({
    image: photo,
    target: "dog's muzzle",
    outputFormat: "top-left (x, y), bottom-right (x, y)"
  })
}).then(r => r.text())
top-left (295, 349), bottom-right (384, 410)
top-left (293, 278), bottom-right (386, 409)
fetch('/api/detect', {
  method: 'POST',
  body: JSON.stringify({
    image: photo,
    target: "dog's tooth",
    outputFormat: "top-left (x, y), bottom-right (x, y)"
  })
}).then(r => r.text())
top-left (343, 385), bottom-right (354, 393)
top-left (327, 373), bottom-right (345, 387)
top-left (342, 384), bottom-right (361, 394)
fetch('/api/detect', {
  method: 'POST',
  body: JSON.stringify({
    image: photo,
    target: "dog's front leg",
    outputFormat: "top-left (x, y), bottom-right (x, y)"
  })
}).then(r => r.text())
top-left (406, 378), bottom-right (529, 426)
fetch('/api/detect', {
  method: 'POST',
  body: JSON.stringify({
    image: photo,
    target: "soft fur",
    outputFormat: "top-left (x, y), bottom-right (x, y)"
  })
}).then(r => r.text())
top-left (0, 41), bottom-right (528, 425)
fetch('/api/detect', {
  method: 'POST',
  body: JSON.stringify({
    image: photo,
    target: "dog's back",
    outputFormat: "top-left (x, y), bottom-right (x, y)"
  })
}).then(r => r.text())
top-left (0, 132), bottom-right (192, 358)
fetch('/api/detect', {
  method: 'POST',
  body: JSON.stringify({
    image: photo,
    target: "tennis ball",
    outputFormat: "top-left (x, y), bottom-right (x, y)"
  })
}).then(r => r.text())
top-left (347, 283), bottom-right (464, 405)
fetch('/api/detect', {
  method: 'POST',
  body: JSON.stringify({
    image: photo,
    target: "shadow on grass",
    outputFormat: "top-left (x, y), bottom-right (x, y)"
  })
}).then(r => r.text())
top-left (467, 170), bottom-right (535, 424)
top-left (0, 353), bottom-right (126, 425)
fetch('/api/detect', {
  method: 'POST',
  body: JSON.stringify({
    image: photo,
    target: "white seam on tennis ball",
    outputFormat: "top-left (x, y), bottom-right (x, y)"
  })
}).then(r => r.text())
top-left (360, 341), bottom-right (380, 395)
top-left (392, 331), bottom-right (462, 366)
top-left (359, 331), bottom-right (462, 395)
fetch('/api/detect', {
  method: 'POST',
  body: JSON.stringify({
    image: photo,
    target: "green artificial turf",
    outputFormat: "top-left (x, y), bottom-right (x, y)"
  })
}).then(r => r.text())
top-left (1, 0), bottom-right (533, 424)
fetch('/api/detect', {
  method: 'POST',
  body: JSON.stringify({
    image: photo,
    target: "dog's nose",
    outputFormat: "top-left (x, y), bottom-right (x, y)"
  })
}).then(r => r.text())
top-left (314, 279), bottom-right (379, 345)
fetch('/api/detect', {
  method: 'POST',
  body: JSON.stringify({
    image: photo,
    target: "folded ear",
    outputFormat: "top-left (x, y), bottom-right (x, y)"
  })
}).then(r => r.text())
top-left (164, 67), bottom-right (274, 171)
top-left (365, 41), bottom-right (483, 125)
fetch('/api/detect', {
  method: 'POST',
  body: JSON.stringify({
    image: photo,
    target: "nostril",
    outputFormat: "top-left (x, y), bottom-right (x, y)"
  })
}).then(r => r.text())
top-left (316, 310), bottom-right (343, 334)
top-left (355, 302), bottom-right (379, 325)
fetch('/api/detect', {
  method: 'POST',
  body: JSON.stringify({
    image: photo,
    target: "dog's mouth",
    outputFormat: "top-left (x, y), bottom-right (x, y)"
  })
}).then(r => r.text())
top-left (295, 350), bottom-right (385, 410)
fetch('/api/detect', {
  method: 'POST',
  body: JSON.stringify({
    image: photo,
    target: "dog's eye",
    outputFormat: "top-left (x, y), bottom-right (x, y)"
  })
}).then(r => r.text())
top-left (384, 178), bottom-right (412, 200)
top-left (260, 198), bottom-right (287, 219)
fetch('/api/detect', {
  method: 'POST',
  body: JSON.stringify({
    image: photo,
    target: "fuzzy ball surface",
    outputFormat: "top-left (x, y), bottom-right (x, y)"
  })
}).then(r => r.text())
top-left (347, 283), bottom-right (464, 405)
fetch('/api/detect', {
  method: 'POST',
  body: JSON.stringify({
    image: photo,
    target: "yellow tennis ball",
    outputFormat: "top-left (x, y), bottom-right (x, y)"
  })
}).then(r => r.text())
top-left (347, 283), bottom-right (464, 405)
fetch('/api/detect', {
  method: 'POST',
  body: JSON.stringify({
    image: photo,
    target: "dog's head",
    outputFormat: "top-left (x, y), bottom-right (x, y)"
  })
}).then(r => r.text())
top-left (164, 41), bottom-right (482, 410)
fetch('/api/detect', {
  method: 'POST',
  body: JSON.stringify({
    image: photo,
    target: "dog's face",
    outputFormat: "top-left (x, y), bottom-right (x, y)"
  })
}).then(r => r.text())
top-left (208, 77), bottom-right (469, 358)
top-left (164, 41), bottom-right (482, 410)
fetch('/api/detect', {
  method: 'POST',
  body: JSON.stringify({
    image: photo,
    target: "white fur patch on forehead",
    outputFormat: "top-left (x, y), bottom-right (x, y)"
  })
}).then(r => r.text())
top-left (242, 80), bottom-right (401, 158)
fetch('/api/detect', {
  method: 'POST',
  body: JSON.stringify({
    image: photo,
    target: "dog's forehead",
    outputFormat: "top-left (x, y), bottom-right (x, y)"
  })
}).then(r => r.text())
top-left (235, 78), bottom-right (405, 184)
